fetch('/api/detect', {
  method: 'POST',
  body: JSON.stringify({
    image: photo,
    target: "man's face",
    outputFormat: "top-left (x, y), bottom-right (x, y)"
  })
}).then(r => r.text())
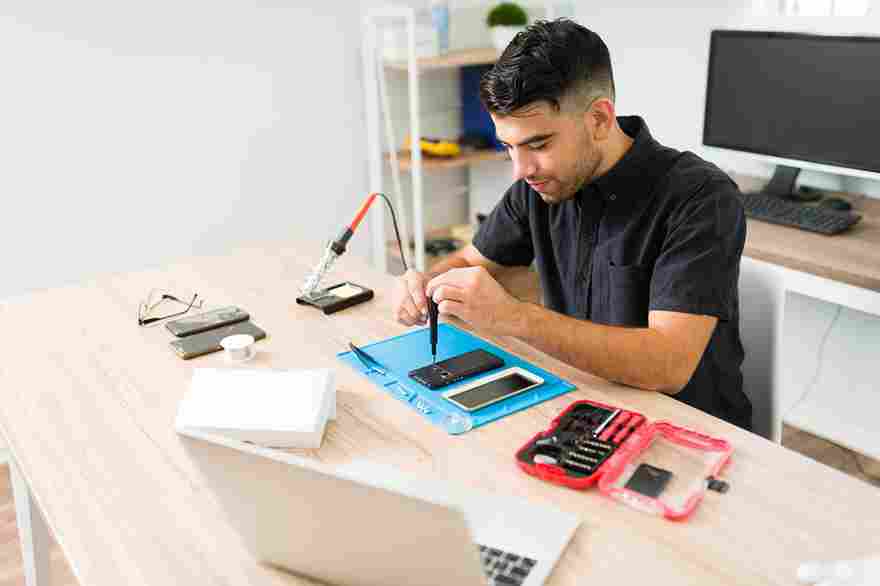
top-left (492, 101), bottom-right (602, 204)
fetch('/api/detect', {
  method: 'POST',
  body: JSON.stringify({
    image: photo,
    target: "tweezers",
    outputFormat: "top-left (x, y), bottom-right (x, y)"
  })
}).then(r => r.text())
top-left (348, 342), bottom-right (388, 376)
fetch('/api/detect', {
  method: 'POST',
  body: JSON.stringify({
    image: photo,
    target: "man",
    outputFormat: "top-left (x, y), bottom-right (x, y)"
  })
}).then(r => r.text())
top-left (391, 19), bottom-right (752, 430)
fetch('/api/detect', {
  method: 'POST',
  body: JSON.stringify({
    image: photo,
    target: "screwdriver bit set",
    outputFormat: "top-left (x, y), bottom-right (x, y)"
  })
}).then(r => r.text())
top-left (514, 399), bottom-right (735, 521)
top-left (519, 400), bottom-right (644, 480)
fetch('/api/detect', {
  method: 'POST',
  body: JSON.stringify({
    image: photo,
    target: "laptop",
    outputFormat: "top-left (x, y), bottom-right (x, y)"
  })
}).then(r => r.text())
top-left (180, 430), bottom-right (579, 586)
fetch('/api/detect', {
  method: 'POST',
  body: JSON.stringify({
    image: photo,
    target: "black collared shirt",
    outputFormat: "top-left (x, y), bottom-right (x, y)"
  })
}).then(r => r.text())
top-left (473, 116), bottom-right (752, 430)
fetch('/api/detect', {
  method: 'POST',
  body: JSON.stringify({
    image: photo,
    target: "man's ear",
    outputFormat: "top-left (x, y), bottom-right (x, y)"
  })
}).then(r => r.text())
top-left (586, 98), bottom-right (616, 142)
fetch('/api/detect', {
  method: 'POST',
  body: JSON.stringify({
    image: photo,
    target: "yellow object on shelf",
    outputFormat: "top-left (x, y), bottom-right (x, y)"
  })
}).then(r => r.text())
top-left (403, 135), bottom-right (461, 157)
top-left (450, 223), bottom-right (475, 243)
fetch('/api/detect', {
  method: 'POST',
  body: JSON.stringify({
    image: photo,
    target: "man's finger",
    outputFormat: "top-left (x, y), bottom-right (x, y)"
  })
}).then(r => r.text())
top-left (407, 279), bottom-right (428, 316)
top-left (432, 284), bottom-right (466, 304)
top-left (397, 308), bottom-right (417, 326)
top-left (437, 299), bottom-right (466, 321)
top-left (426, 268), bottom-right (471, 296)
top-left (398, 296), bottom-right (421, 326)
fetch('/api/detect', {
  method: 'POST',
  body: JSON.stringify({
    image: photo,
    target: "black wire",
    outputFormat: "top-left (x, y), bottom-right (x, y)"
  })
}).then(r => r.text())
top-left (376, 193), bottom-right (408, 273)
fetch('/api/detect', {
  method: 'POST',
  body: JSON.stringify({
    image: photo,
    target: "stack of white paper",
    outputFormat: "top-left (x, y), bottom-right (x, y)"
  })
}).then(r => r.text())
top-left (176, 367), bottom-right (336, 448)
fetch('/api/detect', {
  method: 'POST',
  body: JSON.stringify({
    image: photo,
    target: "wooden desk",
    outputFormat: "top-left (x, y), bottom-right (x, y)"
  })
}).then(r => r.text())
top-left (735, 174), bottom-right (880, 293)
top-left (0, 239), bottom-right (878, 586)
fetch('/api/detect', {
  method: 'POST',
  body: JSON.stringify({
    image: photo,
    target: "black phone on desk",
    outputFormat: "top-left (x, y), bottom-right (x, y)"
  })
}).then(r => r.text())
top-left (169, 321), bottom-right (266, 359)
top-left (165, 306), bottom-right (249, 337)
top-left (409, 349), bottom-right (504, 389)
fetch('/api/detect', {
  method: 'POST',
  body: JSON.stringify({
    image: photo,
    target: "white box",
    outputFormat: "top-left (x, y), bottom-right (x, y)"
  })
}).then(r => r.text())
top-left (175, 368), bottom-right (336, 449)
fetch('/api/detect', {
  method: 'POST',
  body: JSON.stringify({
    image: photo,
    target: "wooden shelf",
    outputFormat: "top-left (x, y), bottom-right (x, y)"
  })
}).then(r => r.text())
top-left (389, 149), bottom-right (508, 172)
top-left (384, 47), bottom-right (499, 71)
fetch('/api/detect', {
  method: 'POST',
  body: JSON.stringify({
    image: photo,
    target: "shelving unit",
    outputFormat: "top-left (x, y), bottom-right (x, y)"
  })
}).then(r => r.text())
top-left (362, 7), bottom-right (504, 273)
top-left (384, 47), bottom-right (499, 71)
top-left (388, 148), bottom-right (507, 172)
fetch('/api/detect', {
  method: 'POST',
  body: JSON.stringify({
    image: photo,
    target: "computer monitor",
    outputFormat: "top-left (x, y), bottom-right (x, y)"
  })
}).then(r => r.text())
top-left (703, 29), bottom-right (880, 198)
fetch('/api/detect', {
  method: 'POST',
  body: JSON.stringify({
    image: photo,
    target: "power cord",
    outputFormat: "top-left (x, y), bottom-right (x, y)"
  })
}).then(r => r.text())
top-left (376, 192), bottom-right (408, 273)
top-left (783, 306), bottom-right (880, 486)
top-left (785, 305), bottom-right (843, 416)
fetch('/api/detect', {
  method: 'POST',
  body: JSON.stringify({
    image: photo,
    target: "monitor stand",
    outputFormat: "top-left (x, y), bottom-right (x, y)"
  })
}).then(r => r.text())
top-left (762, 165), bottom-right (820, 202)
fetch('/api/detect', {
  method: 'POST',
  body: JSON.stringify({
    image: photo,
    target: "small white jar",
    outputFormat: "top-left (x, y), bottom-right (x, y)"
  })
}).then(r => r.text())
top-left (220, 334), bottom-right (257, 362)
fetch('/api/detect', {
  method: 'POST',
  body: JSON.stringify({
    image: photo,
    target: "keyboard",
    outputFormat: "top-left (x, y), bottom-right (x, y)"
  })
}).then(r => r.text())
top-left (477, 544), bottom-right (537, 586)
top-left (740, 192), bottom-right (861, 235)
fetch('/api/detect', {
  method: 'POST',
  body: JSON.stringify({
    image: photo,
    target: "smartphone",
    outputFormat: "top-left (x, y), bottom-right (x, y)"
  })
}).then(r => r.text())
top-left (165, 306), bottom-right (249, 337)
top-left (169, 321), bottom-right (266, 360)
top-left (408, 349), bottom-right (504, 389)
top-left (442, 367), bottom-right (544, 412)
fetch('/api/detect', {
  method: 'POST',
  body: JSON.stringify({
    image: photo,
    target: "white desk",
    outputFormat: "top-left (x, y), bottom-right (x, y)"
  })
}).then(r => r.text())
top-left (734, 175), bottom-right (880, 457)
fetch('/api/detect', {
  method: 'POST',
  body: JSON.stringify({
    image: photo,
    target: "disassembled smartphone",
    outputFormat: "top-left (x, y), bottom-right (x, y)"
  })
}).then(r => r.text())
top-left (169, 321), bottom-right (266, 359)
top-left (165, 306), bottom-right (249, 337)
top-left (408, 349), bottom-right (504, 389)
top-left (442, 367), bottom-right (544, 412)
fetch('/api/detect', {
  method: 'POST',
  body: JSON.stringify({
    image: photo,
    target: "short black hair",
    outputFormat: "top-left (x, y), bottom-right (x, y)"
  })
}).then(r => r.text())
top-left (480, 19), bottom-right (615, 116)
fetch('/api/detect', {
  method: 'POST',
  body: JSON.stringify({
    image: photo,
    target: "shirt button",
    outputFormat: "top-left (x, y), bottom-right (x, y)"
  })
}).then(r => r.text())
top-left (609, 193), bottom-right (617, 201)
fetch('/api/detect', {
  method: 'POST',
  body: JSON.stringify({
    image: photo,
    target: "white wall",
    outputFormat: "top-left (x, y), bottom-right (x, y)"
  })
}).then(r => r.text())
top-left (0, 1), bottom-right (368, 299)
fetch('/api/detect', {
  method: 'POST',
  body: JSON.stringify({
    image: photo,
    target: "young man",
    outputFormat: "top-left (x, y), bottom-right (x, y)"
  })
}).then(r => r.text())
top-left (391, 20), bottom-right (752, 430)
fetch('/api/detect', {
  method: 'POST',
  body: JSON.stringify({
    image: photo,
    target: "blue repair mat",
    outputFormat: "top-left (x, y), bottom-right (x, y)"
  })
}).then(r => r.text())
top-left (337, 323), bottom-right (576, 434)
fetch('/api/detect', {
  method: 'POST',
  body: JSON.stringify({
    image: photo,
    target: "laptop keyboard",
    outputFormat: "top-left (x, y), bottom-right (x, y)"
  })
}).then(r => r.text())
top-left (477, 544), bottom-right (537, 586)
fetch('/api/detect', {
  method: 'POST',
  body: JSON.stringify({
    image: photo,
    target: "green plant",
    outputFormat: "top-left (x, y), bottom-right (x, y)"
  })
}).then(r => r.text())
top-left (486, 2), bottom-right (528, 27)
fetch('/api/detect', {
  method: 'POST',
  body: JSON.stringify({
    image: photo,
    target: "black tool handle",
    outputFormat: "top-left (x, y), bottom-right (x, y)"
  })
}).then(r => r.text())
top-left (428, 297), bottom-right (439, 360)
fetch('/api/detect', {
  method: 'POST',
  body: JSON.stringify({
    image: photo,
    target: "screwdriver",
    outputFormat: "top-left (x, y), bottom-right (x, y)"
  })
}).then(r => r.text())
top-left (428, 297), bottom-right (439, 363)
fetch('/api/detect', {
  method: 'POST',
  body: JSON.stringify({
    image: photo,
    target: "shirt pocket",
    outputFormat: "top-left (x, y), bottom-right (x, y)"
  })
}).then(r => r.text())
top-left (606, 262), bottom-right (651, 327)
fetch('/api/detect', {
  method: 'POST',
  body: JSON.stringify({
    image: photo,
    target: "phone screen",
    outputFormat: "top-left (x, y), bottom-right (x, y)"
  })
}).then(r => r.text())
top-left (445, 372), bottom-right (538, 411)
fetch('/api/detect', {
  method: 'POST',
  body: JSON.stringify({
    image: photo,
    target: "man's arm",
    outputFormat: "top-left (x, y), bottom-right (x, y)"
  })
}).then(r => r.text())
top-left (426, 267), bottom-right (716, 394)
top-left (394, 244), bottom-right (520, 326)
top-left (396, 179), bottom-right (534, 326)
top-left (512, 304), bottom-right (717, 394)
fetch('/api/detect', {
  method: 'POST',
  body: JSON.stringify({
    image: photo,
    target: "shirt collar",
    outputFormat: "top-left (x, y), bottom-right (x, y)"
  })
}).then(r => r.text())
top-left (588, 116), bottom-right (668, 203)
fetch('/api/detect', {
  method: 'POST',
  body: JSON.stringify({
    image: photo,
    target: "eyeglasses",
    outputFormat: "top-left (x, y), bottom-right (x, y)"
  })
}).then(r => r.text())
top-left (137, 289), bottom-right (203, 326)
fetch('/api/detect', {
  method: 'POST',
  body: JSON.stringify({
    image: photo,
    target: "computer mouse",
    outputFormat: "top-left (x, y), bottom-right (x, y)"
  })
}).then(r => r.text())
top-left (819, 197), bottom-right (852, 211)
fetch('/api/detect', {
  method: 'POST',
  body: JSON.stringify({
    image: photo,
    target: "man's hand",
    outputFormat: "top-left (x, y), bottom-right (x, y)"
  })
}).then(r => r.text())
top-left (392, 269), bottom-right (429, 326)
top-left (426, 266), bottom-right (521, 334)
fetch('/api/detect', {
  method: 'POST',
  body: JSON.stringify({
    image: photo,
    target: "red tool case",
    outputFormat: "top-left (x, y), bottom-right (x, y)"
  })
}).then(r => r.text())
top-left (515, 399), bottom-right (733, 520)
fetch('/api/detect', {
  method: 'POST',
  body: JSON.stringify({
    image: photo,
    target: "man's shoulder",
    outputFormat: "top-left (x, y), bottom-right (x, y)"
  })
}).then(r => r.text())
top-left (649, 151), bottom-right (744, 232)
top-left (660, 151), bottom-right (740, 205)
